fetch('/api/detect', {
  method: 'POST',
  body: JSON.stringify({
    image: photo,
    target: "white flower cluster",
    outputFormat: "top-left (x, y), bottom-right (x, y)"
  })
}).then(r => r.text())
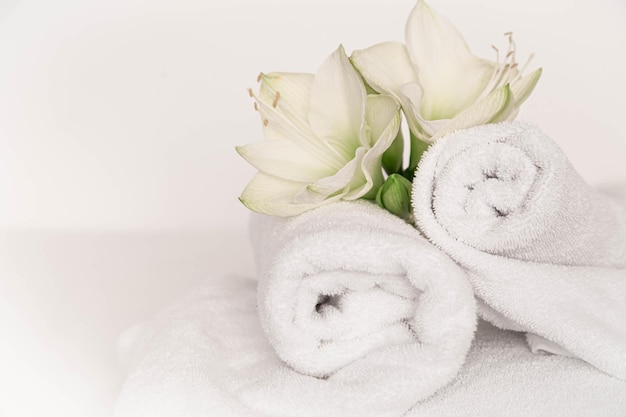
top-left (238, 0), bottom-right (541, 217)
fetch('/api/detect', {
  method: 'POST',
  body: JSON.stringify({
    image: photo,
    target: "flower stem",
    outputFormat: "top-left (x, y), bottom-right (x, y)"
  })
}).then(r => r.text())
top-left (382, 128), bottom-right (404, 175)
top-left (404, 131), bottom-right (430, 181)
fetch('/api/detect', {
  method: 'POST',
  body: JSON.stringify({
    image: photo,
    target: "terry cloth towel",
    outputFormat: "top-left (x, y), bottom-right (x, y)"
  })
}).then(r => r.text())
top-left (248, 201), bottom-right (476, 417)
top-left (412, 121), bottom-right (626, 379)
top-left (114, 275), bottom-right (626, 417)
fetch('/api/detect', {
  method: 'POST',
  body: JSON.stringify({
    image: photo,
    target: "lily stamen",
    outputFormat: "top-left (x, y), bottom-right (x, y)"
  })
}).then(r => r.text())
top-left (480, 32), bottom-right (526, 101)
top-left (519, 53), bottom-right (535, 76)
top-left (272, 91), bottom-right (281, 108)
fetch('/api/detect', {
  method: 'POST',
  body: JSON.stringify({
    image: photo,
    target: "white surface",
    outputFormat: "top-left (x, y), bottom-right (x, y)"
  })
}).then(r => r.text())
top-left (0, 0), bottom-right (624, 416)
top-left (0, 230), bottom-right (255, 417)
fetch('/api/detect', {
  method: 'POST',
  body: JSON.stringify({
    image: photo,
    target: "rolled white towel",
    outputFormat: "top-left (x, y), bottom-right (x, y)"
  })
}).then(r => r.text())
top-left (250, 200), bottom-right (476, 417)
top-left (412, 121), bottom-right (626, 379)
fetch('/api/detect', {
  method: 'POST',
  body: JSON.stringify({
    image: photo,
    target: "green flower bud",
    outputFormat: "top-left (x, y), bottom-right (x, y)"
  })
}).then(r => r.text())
top-left (376, 173), bottom-right (413, 221)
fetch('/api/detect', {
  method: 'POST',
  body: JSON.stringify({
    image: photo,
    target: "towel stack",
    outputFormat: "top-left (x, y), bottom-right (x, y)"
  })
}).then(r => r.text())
top-left (115, 122), bottom-right (626, 417)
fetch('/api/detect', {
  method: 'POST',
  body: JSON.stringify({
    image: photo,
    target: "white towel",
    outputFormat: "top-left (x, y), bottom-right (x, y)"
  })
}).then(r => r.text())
top-left (115, 275), bottom-right (626, 417)
top-left (412, 121), bottom-right (626, 379)
top-left (249, 201), bottom-right (476, 417)
top-left (407, 321), bottom-right (626, 417)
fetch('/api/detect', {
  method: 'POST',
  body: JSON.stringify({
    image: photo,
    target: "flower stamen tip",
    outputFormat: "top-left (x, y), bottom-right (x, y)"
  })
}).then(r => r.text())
top-left (247, 88), bottom-right (254, 97)
top-left (272, 91), bottom-right (281, 108)
top-left (256, 72), bottom-right (263, 83)
top-left (263, 118), bottom-right (269, 126)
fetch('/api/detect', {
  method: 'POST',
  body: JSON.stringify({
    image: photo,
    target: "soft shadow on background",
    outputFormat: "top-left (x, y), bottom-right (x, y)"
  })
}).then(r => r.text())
top-left (0, 0), bottom-right (624, 416)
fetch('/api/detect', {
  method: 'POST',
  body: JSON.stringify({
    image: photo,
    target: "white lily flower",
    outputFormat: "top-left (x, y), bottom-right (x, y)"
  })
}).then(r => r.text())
top-left (237, 46), bottom-right (401, 217)
top-left (351, 0), bottom-right (542, 145)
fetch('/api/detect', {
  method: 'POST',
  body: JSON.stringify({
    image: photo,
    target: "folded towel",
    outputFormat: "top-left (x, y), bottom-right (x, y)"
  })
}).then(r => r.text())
top-left (115, 275), bottom-right (626, 417)
top-left (407, 320), bottom-right (626, 417)
top-left (249, 201), bottom-right (476, 416)
top-left (412, 121), bottom-right (626, 379)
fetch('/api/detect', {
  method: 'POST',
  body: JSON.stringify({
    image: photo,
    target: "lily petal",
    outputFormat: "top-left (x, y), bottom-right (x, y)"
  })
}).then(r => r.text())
top-left (364, 94), bottom-right (401, 146)
top-left (510, 67), bottom-right (543, 106)
top-left (432, 84), bottom-right (513, 141)
top-left (253, 94), bottom-right (345, 169)
top-left (347, 95), bottom-right (402, 199)
top-left (399, 82), bottom-right (447, 141)
top-left (236, 140), bottom-right (337, 183)
top-left (350, 42), bottom-right (420, 101)
top-left (240, 173), bottom-right (345, 217)
top-left (259, 72), bottom-right (314, 132)
top-left (295, 147), bottom-right (367, 204)
top-left (308, 45), bottom-right (367, 159)
top-left (405, 0), bottom-right (495, 120)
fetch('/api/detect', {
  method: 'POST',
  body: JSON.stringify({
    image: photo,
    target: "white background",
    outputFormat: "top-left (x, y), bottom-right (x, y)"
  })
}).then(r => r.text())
top-left (0, 0), bottom-right (624, 416)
